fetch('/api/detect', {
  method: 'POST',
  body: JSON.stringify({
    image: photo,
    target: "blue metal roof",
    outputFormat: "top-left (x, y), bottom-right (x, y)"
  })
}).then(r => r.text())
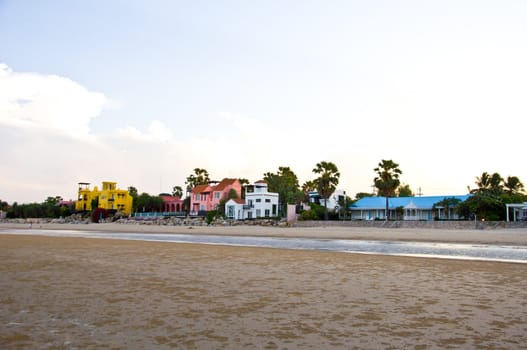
top-left (350, 195), bottom-right (471, 210)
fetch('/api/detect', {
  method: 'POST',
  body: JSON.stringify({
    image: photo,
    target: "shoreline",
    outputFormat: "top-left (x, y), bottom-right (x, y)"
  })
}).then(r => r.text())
top-left (1, 222), bottom-right (527, 245)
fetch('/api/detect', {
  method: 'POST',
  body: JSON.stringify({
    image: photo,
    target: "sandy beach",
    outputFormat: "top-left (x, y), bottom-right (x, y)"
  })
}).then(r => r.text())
top-left (2, 222), bottom-right (527, 245)
top-left (1, 226), bottom-right (527, 349)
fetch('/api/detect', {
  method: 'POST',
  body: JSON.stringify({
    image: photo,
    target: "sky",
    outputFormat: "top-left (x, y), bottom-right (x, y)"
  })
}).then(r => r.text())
top-left (1, 0), bottom-right (526, 204)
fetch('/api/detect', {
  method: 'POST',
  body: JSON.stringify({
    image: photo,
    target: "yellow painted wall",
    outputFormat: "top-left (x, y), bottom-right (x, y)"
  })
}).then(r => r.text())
top-left (76, 182), bottom-right (133, 215)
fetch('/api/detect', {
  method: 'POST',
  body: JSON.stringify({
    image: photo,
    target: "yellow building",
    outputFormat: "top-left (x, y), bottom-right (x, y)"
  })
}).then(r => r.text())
top-left (75, 181), bottom-right (133, 215)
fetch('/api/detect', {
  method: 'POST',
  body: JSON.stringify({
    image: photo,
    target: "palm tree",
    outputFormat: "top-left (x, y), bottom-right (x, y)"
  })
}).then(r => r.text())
top-left (504, 176), bottom-right (525, 195)
top-left (489, 172), bottom-right (504, 194)
top-left (474, 172), bottom-right (491, 192)
top-left (312, 161), bottom-right (340, 221)
top-left (172, 186), bottom-right (183, 198)
top-left (471, 172), bottom-right (504, 194)
top-left (301, 180), bottom-right (317, 203)
top-left (374, 159), bottom-right (402, 221)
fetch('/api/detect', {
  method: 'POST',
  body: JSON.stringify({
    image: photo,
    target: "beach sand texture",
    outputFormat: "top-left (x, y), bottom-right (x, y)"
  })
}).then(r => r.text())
top-left (1, 234), bottom-right (527, 349)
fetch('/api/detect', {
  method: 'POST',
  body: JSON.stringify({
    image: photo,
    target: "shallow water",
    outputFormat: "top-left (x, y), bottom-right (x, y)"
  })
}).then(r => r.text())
top-left (3, 229), bottom-right (527, 263)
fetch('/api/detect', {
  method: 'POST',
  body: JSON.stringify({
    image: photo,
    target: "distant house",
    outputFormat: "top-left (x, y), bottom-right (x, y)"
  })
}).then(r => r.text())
top-left (160, 195), bottom-right (184, 213)
top-left (308, 189), bottom-right (347, 210)
top-left (349, 195), bottom-right (471, 221)
top-left (190, 178), bottom-right (242, 216)
top-left (75, 181), bottom-right (133, 215)
top-left (225, 180), bottom-right (279, 220)
top-left (505, 202), bottom-right (527, 222)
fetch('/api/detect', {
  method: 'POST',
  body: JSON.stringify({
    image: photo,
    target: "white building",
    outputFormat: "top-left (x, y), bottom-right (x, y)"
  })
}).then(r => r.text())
top-left (505, 202), bottom-right (527, 222)
top-left (225, 181), bottom-right (279, 220)
top-left (308, 189), bottom-right (347, 210)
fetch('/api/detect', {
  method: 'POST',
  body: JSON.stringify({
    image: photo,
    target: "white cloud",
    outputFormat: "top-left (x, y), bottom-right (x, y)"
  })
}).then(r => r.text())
top-left (114, 120), bottom-right (173, 142)
top-left (0, 63), bottom-right (108, 136)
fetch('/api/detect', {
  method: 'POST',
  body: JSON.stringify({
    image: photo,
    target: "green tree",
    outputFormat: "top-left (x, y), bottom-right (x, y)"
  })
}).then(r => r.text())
top-left (264, 166), bottom-right (303, 217)
top-left (433, 197), bottom-right (462, 220)
top-left (462, 172), bottom-right (527, 221)
top-left (185, 168), bottom-right (210, 192)
top-left (128, 186), bottom-right (138, 212)
top-left (470, 172), bottom-right (503, 194)
top-left (374, 159), bottom-right (402, 221)
top-left (312, 161), bottom-right (340, 221)
top-left (90, 197), bottom-right (99, 211)
top-left (301, 180), bottom-right (317, 202)
top-left (397, 183), bottom-right (414, 197)
top-left (355, 192), bottom-right (373, 200)
top-left (172, 185), bottom-right (183, 198)
top-left (503, 176), bottom-right (525, 195)
top-left (135, 193), bottom-right (163, 212)
top-left (238, 178), bottom-right (250, 199)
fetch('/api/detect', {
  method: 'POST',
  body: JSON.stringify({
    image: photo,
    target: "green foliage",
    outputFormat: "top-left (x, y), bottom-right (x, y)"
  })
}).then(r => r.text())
top-left (298, 203), bottom-right (325, 221)
top-left (457, 193), bottom-right (505, 221)
top-left (172, 185), bottom-right (183, 198)
top-left (355, 192), bottom-right (373, 200)
top-left (228, 188), bottom-right (238, 199)
top-left (185, 168), bottom-right (210, 193)
top-left (264, 166), bottom-right (303, 217)
top-left (205, 210), bottom-right (220, 225)
top-left (135, 193), bottom-right (163, 213)
top-left (3, 196), bottom-right (70, 219)
top-left (374, 159), bottom-right (403, 221)
top-left (90, 197), bottom-right (99, 211)
top-left (461, 171), bottom-right (526, 221)
top-left (128, 186), bottom-right (138, 212)
top-left (312, 161), bottom-right (340, 221)
top-left (397, 183), bottom-right (414, 197)
top-left (374, 159), bottom-right (402, 197)
top-left (298, 208), bottom-right (320, 221)
top-left (433, 197), bottom-right (462, 220)
top-left (395, 206), bottom-right (405, 220)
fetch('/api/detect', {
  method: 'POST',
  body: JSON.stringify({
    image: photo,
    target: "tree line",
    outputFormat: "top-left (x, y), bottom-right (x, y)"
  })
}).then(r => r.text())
top-left (2, 160), bottom-right (525, 221)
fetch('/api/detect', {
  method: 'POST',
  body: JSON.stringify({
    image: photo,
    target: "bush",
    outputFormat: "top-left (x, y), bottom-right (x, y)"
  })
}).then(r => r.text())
top-left (206, 210), bottom-right (220, 225)
top-left (298, 209), bottom-right (319, 221)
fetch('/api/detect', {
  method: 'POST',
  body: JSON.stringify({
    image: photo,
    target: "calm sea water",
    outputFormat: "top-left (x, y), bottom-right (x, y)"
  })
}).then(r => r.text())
top-left (3, 229), bottom-right (527, 263)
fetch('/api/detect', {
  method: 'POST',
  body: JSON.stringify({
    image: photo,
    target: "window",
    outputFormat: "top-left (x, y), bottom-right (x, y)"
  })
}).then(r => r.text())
top-left (227, 205), bottom-right (234, 218)
top-left (256, 199), bottom-right (261, 203)
top-left (265, 199), bottom-right (271, 203)
top-left (215, 192), bottom-right (221, 199)
top-left (265, 209), bottom-right (270, 217)
top-left (195, 194), bottom-right (200, 201)
top-left (256, 209), bottom-right (261, 217)
top-left (272, 204), bottom-right (277, 215)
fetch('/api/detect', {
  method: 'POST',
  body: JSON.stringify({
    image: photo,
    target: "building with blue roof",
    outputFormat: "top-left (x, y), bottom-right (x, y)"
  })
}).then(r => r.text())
top-left (349, 195), bottom-right (471, 221)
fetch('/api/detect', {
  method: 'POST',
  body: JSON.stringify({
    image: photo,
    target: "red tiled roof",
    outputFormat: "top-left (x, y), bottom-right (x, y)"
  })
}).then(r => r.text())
top-left (160, 195), bottom-right (183, 202)
top-left (255, 180), bottom-right (267, 184)
top-left (191, 184), bottom-right (211, 194)
top-left (214, 178), bottom-right (239, 191)
top-left (230, 198), bottom-right (245, 204)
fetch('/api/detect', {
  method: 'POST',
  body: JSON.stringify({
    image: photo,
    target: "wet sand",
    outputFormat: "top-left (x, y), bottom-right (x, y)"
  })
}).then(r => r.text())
top-left (1, 234), bottom-right (526, 349)
top-left (2, 222), bottom-right (527, 245)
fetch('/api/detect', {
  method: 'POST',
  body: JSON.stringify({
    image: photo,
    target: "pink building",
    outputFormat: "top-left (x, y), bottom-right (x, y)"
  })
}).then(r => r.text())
top-left (190, 178), bottom-right (242, 215)
top-left (160, 195), bottom-right (184, 213)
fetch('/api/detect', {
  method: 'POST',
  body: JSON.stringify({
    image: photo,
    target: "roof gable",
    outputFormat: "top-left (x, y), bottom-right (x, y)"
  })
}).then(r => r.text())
top-left (214, 178), bottom-right (239, 191)
top-left (192, 184), bottom-right (212, 194)
top-left (226, 198), bottom-right (245, 205)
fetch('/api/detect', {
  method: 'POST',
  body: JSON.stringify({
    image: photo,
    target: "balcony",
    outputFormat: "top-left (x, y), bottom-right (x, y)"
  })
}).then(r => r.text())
top-left (243, 204), bottom-right (254, 209)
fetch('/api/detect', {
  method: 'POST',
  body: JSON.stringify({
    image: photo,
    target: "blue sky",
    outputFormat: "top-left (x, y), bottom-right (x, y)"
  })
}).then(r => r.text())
top-left (1, 0), bottom-right (526, 203)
